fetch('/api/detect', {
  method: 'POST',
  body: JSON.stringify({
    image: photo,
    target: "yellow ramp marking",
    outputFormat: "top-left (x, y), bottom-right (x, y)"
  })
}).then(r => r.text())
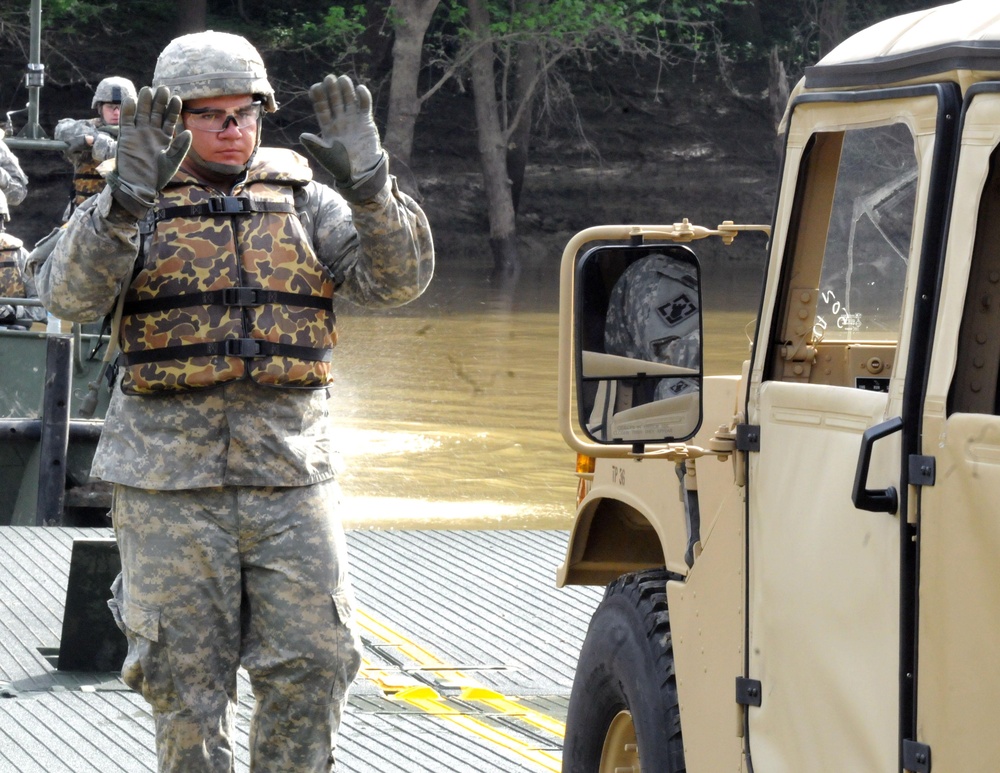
top-left (460, 686), bottom-right (566, 738)
top-left (359, 658), bottom-right (423, 692)
top-left (356, 608), bottom-right (452, 670)
top-left (355, 608), bottom-right (566, 772)
top-left (392, 685), bottom-right (562, 773)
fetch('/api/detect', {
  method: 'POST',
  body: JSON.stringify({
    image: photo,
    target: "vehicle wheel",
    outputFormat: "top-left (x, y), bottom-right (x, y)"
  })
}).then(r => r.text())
top-left (562, 569), bottom-right (684, 773)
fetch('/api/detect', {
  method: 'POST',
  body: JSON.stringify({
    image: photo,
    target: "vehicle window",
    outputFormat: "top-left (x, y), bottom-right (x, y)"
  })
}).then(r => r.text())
top-left (949, 143), bottom-right (1000, 415)
top-left (814, 123), bottom-right (916, 343)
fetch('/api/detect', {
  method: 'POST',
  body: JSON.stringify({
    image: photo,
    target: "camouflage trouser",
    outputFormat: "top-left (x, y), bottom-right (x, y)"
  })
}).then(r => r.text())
top-left (108, 481), bottom-right (362, 773)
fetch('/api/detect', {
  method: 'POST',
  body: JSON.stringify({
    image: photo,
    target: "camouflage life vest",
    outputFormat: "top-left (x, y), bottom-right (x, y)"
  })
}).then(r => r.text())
top-left (0, 233), bottom-right (26, 298)
top-left (71, 122), bottom-right (114, 207)
top-left (118, 149), bottom-right (336, 395)
top-left (72, 155), bottom-right (105, 206)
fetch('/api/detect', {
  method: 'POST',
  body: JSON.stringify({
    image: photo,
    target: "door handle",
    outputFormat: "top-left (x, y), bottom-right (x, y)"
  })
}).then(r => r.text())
top-left (852, 416), bottom-right (903, 514)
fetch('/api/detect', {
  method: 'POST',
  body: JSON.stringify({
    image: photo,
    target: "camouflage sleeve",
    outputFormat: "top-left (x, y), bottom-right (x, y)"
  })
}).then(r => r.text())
top-left (304, 176), bottom-right (434, 308)
top-left (0, 140), bottom-right (29, 206)
top-left (91, 131), bottom-right (117, 163)
top-left (13, 245), bottom-right (46, 322)
top-left (54, 118), bottom-right (98, 166)
top-left (27, 186), bottom-right (140, 322)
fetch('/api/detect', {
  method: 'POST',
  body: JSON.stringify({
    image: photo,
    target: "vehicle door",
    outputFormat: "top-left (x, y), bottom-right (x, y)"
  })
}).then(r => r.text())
top-left (915, 82), bottom-right (1000, 773)
top-left (742, 84), bottom-right (958, 771)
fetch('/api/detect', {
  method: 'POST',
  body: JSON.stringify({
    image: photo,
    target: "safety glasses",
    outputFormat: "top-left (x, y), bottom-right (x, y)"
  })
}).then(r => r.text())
top-left (182, 102), bottom-right (262, 133)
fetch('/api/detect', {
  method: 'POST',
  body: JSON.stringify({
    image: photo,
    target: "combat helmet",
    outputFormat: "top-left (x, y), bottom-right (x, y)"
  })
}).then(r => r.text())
top-left (152, 31), bottom-right (277, 112)
top-left (91, 76), bottom-right (137, 109)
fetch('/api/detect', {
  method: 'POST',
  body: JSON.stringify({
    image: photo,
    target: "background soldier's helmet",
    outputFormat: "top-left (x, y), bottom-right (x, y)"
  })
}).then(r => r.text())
top-left (91, 76), bottom-right (137, 109)
top-left (152, 30), bottom-right (277, 112)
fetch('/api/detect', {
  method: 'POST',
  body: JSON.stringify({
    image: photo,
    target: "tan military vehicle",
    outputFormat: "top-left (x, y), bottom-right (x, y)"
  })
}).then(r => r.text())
top-left (557, 2), bottom-right (1000, 771)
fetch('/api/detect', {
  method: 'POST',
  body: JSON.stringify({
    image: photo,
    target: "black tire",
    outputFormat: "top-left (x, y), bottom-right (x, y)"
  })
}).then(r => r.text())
top-left (562, 569), bottom-right (685, 773)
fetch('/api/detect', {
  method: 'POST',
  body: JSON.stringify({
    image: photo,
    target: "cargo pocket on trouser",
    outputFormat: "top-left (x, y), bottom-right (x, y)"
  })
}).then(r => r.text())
top-left (331, 590), bottom-right (362, 688)
top-left (110, 573), bottom-right (177, 713)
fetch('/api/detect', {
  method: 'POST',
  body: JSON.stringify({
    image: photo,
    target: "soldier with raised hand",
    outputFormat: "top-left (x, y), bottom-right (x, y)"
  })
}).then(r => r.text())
top-left (0, 133), bottom-right (41, 329)
top-left (54, 75), bottom-right (137, 217)
top-left (0, 190), bottom-right (45, 329)
top-left (29, 30), bottom-right (433, 773)
top-left (0, 128), bottom-right (29, 208)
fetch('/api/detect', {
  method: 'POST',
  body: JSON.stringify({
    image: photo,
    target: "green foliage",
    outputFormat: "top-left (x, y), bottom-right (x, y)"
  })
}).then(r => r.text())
top-left (43, 0), bottom-right (107, 21)
top-left (425, 0), bottom-right (745, 72)
top-left (472, 0), bottom-right (741, 54)
top-left (0, 0), bottom-right (947, 101)
top-left (254, 3), bottom-right (367, 47)
top-left (43, 0), bottom-right (176, 33)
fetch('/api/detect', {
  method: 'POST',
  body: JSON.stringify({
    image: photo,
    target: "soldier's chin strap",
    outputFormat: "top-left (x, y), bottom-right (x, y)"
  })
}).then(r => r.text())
top-left (185, 146), bottom-right (248, 179)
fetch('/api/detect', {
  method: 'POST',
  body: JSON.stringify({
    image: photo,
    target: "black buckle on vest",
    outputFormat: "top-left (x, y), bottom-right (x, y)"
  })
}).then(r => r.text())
top-left (225, 338), bottom-right (263, 358)
top-left (208, 197), bottom-right (247, 214)
top-left (222, 287), bottom-right (260, 306)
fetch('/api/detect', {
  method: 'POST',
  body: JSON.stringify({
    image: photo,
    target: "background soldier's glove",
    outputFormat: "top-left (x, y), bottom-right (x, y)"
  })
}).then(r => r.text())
top-left (107, 86), bottom-right (191, 220)
top-left (67, 134), bottom-right (93, 154)
top-left (300, 74), bottom-right (388, 204)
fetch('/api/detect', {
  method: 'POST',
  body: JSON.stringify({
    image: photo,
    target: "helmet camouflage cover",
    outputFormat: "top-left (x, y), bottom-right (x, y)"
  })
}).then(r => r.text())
top-left (92, 76), bottom-right (137, 109)
top-left (152, 30), bottom-right (277, 112)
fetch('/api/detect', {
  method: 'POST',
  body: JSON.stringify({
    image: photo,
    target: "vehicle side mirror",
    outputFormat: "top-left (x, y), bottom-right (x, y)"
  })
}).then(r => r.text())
top-left (575, 244), bottom-right (703, 445)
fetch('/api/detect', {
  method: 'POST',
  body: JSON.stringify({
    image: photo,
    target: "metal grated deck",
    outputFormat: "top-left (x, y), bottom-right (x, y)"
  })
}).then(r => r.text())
top-left (0, 526), bottom-right (602, 772)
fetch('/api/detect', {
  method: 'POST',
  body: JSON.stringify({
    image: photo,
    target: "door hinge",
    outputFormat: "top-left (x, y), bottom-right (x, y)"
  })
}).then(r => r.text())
top-left (908, 454), bottom-right (936, 486)
top-left (903, 739), bottom-right (931, 772)
top-left (779, 287), bottom-right (818, 381)
top-left (736, 424), bottom-right (761, 452)
top-left (735, 676), bottom-right (762, 707)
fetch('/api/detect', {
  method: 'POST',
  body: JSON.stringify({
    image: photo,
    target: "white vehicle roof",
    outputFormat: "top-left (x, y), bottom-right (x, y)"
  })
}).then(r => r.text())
top-left (805, 0), bottom-right (1000, 90)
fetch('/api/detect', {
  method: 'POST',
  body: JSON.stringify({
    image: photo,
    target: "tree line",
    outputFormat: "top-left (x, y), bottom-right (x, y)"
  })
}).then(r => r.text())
top-left (1, 0), bottom-right (938, 279)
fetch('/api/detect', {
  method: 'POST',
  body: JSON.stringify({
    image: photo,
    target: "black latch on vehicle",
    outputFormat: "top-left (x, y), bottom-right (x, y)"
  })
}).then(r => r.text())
top-left (736, 424), bottom-right (760, 452)
top-left (908, 454), bottom-right (936, 487)
top-left (903, 739), bottom-right (931, 772)
top-left (735, 677), bottom-right (762, 707)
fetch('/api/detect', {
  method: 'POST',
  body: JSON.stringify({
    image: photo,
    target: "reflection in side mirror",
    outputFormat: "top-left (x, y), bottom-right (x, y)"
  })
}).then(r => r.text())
top-left (575, 244), bottom-right (704, 444)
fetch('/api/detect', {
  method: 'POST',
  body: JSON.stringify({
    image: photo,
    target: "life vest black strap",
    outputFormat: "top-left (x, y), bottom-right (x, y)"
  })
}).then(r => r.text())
top-left (155, 197), bottom-right (295, 221)
top-left (119, 339), bottom-right (333, 366)
top-left (123, 288), bottom-right (331, 315)
top-left (0, 260), bottom-right (17, 268)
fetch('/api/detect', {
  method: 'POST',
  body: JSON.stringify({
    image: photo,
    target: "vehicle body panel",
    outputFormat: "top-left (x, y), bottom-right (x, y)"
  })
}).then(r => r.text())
top-left (558, 4), bottom-right (1000, 771)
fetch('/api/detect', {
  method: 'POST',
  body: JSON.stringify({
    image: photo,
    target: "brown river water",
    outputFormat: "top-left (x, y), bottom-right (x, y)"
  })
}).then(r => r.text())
top-left (330, 258), bottom-right (762, 530)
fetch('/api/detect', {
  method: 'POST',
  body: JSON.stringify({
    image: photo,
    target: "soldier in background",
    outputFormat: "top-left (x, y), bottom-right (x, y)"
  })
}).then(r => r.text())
top-left (0, 191), bottom-right (46, 329)
top-left (54, 76), bottom-right (136, 217)
top-left (0, 128), bottom-right (29, 208)
top-left (30, 30), bottom-right (433, 773)
top-left (0, 136), bottom-right (43, 329)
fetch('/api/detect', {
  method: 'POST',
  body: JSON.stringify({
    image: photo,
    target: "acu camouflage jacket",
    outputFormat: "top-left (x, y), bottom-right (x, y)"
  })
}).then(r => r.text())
top-left (29, 147), bottom-right (434, 490)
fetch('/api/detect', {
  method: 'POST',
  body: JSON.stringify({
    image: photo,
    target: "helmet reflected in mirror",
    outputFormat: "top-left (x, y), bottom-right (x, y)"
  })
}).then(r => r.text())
top-left (575, 244), bottom-right (703, 445)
